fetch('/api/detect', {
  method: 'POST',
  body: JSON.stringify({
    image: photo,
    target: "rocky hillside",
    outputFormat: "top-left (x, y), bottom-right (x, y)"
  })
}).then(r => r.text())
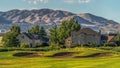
top-left (0, 9), bottom-right (118, 24)
top-left (0, 9), bottom-right (119, 33)
top-left (0, 9), bottom-right (74, 24)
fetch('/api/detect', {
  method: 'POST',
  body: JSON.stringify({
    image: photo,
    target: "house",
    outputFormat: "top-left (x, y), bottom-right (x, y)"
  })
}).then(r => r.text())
top-left (17, 33), bottom-right (49, 47)
top-left (65, 28), bottom-right (101, 47)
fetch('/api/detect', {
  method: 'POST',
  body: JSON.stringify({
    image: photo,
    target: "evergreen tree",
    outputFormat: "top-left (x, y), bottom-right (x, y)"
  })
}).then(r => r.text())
top-left (114, 33), bottom-right (120, 45)
top-left (28, 25), bottom-right (40, 34)
top-left (39, 26), bottom-right (47, 36)
top-left (57, 18), bottom-right (81, 45)
top-left (58, 21), bottom-right (68, 44)
top-left (49, 24), bottom-right (59, 44)
top-left (2, 32), bottom-right (19, 47)
top-left (28, 25), bottom-right (47, 36)
top-left (10, 25), bottom-right (21, 35)
top-left (74, 21), bottom-right (81, 31)
top-left (2, 25), bottom-right (20, 47)
top-left (35, 25), bottom-right (40, 34)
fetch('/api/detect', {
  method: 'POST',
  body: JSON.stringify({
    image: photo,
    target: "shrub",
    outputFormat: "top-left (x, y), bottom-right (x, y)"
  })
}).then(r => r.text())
top-left (41, 43), bottom-right (49, 47)
top-left (112, 47), bottom-right (120, 52)
top-left (35, 43), bottom-right (41, 48)
top-left (82, 44), bottom-right (90, 47)
top-left (104, 42), bottom-right (109, 47)
top-left (109, 42), bottom-right (117, 47)
top-left (50, 42), bottom-right (60, 49)
top-left (60, 45), bottom-right (66, 48)
top-left (115, 41), bottom-right (120, 46)
top-left (104, 42), bottom-right (117, 47)
top-left (71, 44), bottom-right (80, 48)
top-left (35, 42), bottom-right (49, 48)
top-left (89, 43), bottom-right (97, 47)
top-left (20, 43), bottom-right (30, 48)
top-left (99, 47), bottom-right (113, 50)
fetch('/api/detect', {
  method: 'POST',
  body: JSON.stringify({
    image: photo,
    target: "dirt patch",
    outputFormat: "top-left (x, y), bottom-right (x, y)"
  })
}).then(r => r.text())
top-left (13, 52), bottom-right (41, 58)
top-left (48, 52), bottom-right (77, 58)
top-left (75, 52), bottom-right (114, 58)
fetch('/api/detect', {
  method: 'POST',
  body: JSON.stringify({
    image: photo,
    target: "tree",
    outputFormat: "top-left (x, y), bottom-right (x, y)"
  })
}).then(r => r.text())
top-left (28, 25), bottom-right (40, 34)
top-left (10, 25), bottom-right (21, 35)
top-left (114, 33), bottom-right (120, 46)
top-left (34, 25), bottom-right (40, 34)
top-left (115, 33), bottom-right (120, 41)
top-left (2, 25), bottom-right (21, 47)
top-left (39, 26), bottom-right (47, 36)
top-left (28, 25), bottom-right (47, 36)
top-left (49, 24), bottom-right (59, 45)
top-left (74, 21), bottom-right (81, 31)
top-left (2, 32), bottom-right (19, 47)
top-left (57, 18), bottom-right (81, 45)
top-left (57, 21), bottom-right (68, 45)
top-left (49, 18), bottom-right (81, 46)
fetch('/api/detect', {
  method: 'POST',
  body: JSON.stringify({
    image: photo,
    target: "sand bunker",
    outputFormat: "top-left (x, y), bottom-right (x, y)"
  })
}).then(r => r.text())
top-left (49, 52), bottom-right (114, 58)
top-left (49, 52), bottom-right (77, 58)
top-left (13, 52), bottom-right (40, 58)
top-left (75, 52), bottom-right (114, 58)
top-left (14, 52), bottom-right (114, 58)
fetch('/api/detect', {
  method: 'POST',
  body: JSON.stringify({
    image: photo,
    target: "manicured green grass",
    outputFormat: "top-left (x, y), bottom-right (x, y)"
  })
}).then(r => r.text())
top-left (0, 47), bottom-right (120, 68)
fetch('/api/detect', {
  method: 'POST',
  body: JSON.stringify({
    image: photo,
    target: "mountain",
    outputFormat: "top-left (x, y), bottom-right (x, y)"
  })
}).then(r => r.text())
top-left (77, 13), bottom-right (118, 25)
top-left (0, 9), bottom-right (118, 25)
top-left (0, 9), bottom-right (119, 33)
top-left (0, 9), bottom-right (75, 24)
top-left (0, 16), bottom-right (12, 24)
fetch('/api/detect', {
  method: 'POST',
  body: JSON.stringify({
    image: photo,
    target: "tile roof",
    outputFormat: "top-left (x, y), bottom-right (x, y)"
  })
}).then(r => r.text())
top-left (21, 33), bottom-right (49, 42)
top-left (72, 28), bottom-right (100, 35)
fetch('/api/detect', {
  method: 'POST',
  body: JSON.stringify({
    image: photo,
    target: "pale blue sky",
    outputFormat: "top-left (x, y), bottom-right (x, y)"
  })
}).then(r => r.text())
top-left (0, 0), bottom-right (120, 22)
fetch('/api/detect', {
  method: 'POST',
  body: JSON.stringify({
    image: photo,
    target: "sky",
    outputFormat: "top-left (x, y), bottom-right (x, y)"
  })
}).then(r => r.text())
top-left (0, 0), bottom-right (120, 22)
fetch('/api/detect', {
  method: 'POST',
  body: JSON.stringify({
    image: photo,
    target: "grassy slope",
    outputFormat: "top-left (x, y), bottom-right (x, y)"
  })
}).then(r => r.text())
top-left (0, 48), bottom-right (120, 68)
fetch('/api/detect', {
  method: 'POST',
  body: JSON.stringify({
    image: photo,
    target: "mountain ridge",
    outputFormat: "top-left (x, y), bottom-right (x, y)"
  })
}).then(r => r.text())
top-left (0, 9), bottom-right (119, 25)
top-left (0, 8), bottom-right (119, 33)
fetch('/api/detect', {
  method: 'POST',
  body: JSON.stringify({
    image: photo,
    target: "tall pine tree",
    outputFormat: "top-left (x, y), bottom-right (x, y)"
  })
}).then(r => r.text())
top-left (28, 25), bottom-right (46, 36)
top-left (39, 26), bottom-right (47, 36)
top-left (2, 25), bottom-right (20, 47)
top-left (10, 25), bottom-right (21, 36)
top-left (49, 24), bottom-right (59, 44)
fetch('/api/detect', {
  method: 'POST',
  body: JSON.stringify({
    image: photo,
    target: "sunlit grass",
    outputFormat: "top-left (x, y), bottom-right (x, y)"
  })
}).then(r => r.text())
top-left (0, 47), bottom-right (120, 68)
